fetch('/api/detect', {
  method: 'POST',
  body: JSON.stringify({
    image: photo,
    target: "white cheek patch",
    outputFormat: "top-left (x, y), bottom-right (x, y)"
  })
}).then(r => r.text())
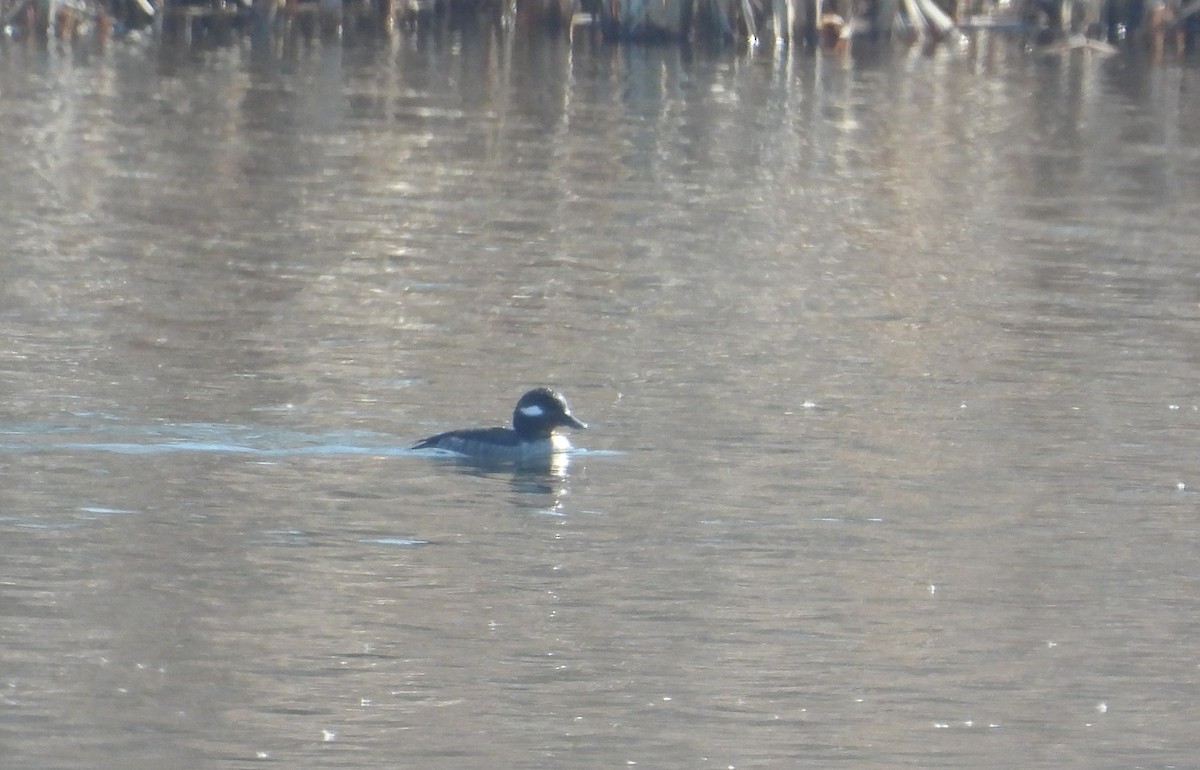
top-left (519, 405), bottom-right (546, 417)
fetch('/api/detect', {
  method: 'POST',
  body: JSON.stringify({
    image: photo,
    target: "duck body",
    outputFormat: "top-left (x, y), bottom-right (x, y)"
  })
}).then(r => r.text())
top-left (413, 388), bottom-right (586, 463)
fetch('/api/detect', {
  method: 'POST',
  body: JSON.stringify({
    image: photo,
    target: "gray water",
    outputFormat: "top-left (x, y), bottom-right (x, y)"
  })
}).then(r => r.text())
top-left (2, 26), bottom-right (1200, 769)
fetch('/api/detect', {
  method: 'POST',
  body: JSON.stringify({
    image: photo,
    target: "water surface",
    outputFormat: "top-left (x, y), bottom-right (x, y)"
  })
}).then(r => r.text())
top-left (2, 28), bottom-right (1199, 769)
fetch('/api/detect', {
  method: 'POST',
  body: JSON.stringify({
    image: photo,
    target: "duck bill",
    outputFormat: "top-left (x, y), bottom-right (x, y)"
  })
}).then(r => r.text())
top-left (562, 414), bottom-right (587, 430)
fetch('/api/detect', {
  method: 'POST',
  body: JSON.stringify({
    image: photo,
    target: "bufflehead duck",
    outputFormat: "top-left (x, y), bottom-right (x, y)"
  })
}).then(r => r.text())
top-left (413, 388), bottom-right (587, 463)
